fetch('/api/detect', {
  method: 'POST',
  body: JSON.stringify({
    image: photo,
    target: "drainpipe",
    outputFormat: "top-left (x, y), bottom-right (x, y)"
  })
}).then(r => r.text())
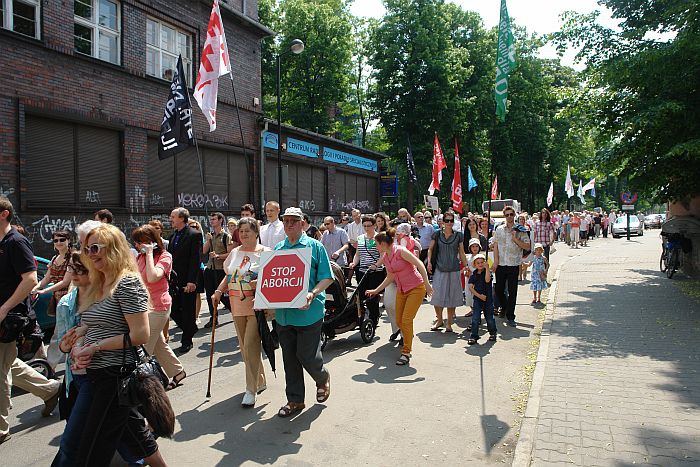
top-left (259, 119), bottom-right (268, 212)
top-left (242, 0), bottom-right (247, 16)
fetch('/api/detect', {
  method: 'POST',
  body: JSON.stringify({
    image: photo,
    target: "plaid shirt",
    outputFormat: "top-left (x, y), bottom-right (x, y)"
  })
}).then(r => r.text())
top-left (534, 220), bottom-right (555, 246)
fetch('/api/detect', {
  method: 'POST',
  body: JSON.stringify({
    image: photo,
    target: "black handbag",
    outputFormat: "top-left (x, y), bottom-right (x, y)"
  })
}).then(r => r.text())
top-left (118, 333), bottom-right (169, 408)
top-left (0, 311), bottom-right (30, 343)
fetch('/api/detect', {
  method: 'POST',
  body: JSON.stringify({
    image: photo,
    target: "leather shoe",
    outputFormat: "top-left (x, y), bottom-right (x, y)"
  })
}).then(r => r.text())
top-left (177, 344), bottom-right (193, 354)
top-left (0, 433), bottom-right (11, 445)
top-left (389, 330), bottom-right (401, 341)
top-left (42, 390), bottom-right (60, 417)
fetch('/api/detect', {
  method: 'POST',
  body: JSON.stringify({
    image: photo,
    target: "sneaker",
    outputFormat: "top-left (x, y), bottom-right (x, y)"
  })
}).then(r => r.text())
top-left (42, 390), bottom-right (60, 417)
top-left (195, 318), bottom-right (202, 326)
top-left (242, 391), bottom-right (256, 407)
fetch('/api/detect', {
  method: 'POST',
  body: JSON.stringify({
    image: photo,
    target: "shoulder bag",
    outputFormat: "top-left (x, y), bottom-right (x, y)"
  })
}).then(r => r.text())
top-left (118, 333), bottom-right (169, 408)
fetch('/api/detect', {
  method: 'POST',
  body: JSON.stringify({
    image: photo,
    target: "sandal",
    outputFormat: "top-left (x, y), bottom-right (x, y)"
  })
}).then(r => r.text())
top-left (316, 373), bottom-right (331, 403)
top-left (166, 370), bottom-right (187, 390)
top-left (467, 338), bottom-right (477, 345)
top-left (489, 334), bottom-right (497, 342)
top-left (430, 322), bottom-right (444, 331)
top-left (278, 402), bottom-right (305, 418)
top-left (396, 354), bottom-right (411, 366)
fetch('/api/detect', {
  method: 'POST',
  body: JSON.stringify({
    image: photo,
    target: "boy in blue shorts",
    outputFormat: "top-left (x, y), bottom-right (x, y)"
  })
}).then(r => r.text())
top-left (467, 254), bottom-right (497, 345)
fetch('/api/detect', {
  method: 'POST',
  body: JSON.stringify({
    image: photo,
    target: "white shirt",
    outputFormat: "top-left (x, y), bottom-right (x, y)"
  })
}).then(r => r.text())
top-left (346, 220), bottom-right (364, 242)
top-left (494, 224), bottom-right (529, 267)
top-left (259, 219), bottom-right (285, 248)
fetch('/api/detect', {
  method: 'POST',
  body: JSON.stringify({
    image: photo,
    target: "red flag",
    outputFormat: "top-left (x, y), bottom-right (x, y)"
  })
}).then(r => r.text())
top-left (194, 0), bottom-right (232, 132)
top-left (428, 133), bottom-right (447, 195)
top-left (451, 138), bottom-right (463, 213)
top-left (491, 175), bottom-right (499, 200)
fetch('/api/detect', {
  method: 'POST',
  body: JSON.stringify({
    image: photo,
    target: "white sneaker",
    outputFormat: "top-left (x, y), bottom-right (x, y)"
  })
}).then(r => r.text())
top-left (195, 319), bottom-right (202, 326)
top-left (242, 391), bottom-right (256, 407)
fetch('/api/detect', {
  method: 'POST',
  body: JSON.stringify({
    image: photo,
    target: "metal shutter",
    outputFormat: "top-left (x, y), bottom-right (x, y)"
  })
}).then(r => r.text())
top-left (77, 125), bottom-right (121, 206)
top-left (147, 139), bottom-right (175, 209)
top-left (228, 151), bottom-right (249, 210)
top-left (312, 166), bottom-right (326, 212)
top-left (281, 163), bottom-right (298, 209)
top-left (264, 155), bottom-right (277, 205)
top-left (334, 171), bottom-right (346, 211)
top-left (362, 176), bottom-right (378, 212)
top-left (175, 148), bottom-right (201, 210)
top-left (203, 148), bottom-right (229, 211)
top-left (297, 164), bottom-right (313, 210)
top-left (24, 116), bottom-right (75, 208)
top-left (344, 172), bottom-right (357, 209)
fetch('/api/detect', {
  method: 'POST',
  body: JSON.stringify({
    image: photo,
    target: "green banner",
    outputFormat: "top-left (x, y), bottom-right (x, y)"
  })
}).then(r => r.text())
top-left (494, 0), bottom-right (516, 122)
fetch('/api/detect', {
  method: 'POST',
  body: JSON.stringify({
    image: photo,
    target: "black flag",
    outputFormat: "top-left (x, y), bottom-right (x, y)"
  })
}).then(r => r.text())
top-left (406, 135), bottom-right (418, 183)
top-left (159, 55), bottom-right (194, 159)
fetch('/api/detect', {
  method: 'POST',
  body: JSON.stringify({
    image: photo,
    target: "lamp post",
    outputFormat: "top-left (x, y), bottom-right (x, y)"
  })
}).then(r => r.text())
top-left (276, 39), bottom-right (305, 204)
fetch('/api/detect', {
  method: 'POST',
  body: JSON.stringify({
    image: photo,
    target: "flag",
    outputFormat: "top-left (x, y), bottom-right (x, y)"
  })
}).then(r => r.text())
top-left (582, 177), bottom-right (596, 193)
top-left (546, 182), bottom-right (553, 207)
top-left (494, 0), bottom-right (516, 122)
top-left (565, 165), bottom-right (574, 198)
top-left (159, 55), bottom-right (194, 160)
top-left (577, 180), bottom-right (585, 203)
top-left (451, 138), bottom-right (463, 214)
top-left (406, 136), bottom-right (417, 183)
top-left (467, 165), bottom-right (477, 192)
top-left (591, 185), bottom-right (596, 197)
top-left (428, 133), bottom-right (447, 195)
top-left (194, 0), bottom-right (231, 132)
top-left (491, 175), bottom-right (499, 200)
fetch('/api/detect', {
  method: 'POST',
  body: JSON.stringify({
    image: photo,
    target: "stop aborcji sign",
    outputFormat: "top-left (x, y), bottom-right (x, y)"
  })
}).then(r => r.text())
top-left (255, 249), bottom-right (312, 309)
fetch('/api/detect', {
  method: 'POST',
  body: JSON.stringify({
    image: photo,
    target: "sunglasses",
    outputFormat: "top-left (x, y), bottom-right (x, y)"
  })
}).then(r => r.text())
top-left (53, 238), bottom-right (67, 243)
top-left (83, 243), bottom-right (107, 255)
top-left (443, 219), bottom-right (455, 223)
top-left (67, 264), bottom-right (88, 276)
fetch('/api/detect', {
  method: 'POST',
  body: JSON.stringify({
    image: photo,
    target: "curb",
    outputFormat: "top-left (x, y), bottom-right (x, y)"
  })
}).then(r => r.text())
top-left (511, 250), bottom-right (578, 467)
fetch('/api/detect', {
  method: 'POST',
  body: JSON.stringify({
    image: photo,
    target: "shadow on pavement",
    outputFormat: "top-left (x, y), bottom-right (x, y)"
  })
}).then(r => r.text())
top-left (351, 342), bottom-right (425, 385)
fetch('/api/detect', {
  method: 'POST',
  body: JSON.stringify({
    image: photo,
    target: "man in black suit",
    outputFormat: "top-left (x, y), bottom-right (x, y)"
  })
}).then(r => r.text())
top-left (168, 207), bottom-right (202, 353)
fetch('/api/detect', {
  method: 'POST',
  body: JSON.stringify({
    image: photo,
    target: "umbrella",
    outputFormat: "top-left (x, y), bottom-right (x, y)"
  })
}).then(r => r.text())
top-left (255, 310), bottom-right (278, 375)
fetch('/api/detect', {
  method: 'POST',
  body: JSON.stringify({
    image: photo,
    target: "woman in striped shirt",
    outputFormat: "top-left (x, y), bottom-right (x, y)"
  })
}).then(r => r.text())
top-left (68, 224), bottom-right (165, 466)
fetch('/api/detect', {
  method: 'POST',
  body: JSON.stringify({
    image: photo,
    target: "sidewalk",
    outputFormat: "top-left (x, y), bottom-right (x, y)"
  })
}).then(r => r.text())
top-left (515, 233), bottom-right (700, 466)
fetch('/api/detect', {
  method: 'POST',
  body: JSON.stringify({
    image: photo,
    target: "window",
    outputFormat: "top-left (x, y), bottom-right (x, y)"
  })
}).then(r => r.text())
top-left (74, 0), bottom-right (120, 65)
top-left (1, 0), bottom-right (40, 39)
top-left (146, 18), bottom-right (192, 82)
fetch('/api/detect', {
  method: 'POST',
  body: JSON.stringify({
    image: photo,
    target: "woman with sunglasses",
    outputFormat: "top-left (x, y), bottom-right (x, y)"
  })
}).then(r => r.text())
top-left (66, 224), bottom-right (162, 466)
top-left (427, 212), bottom-right (468, 332)
top-left (132, 225), bottom-right (185, 390)
top-left (349, 215), bottom-right (386, 326)
top-left (211, 217), bottom-right (268, 407)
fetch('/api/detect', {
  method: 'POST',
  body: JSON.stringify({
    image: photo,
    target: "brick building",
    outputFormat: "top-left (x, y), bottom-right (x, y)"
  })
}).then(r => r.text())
top-left (0, 0), bottom-right (382, 257)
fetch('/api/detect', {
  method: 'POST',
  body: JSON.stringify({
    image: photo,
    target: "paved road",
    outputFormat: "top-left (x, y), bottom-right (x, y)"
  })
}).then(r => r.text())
top-left (516, 231), bottom-right (700, 466)
top-left (5, 239), bottom-right (577, 466)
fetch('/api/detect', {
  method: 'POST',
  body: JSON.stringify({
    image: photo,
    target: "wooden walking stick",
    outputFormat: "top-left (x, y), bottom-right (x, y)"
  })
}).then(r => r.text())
top-left (206, 305), bottom-right (218, 398)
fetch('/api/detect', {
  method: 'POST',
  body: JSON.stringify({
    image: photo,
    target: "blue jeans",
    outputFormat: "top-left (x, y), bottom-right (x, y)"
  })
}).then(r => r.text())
top-left (52, 374), bottom-right (92, 467)
top-left (471, 292), bottom-right (497, 339)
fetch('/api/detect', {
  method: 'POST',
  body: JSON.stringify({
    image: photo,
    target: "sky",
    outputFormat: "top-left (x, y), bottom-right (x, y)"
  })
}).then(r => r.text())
top-left (349, 0), bottom-right (623, 70)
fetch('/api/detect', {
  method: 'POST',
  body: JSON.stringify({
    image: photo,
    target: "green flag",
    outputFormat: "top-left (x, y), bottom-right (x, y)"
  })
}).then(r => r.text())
top-left (494, 0), bottom-right (516, 122)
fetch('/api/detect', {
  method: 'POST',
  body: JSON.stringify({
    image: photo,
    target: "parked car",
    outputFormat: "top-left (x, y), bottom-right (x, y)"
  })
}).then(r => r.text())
top-left (644, 214), bottom-right (663, 229)
top-left (33, 256), bottom-right (56, 335)
top-left (612, 215), bottom-right (644, 238)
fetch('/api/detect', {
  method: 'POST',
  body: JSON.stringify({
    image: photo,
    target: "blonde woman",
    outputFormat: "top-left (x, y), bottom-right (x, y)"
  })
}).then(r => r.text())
top-left (68, 224), bottom-right (164, 466)
top-left (212, 217), bottom-right (267, 407)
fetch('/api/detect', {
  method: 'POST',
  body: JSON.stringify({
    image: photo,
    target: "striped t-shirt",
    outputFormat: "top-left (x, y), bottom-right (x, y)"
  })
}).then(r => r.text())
top-left (82, 274), bottom-right (148, 369)
top-left (357, 234), bottom-right (383, 273)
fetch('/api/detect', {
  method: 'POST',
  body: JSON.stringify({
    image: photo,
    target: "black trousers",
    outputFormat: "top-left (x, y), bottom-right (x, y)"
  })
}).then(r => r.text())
top-left (204, 268), bottom-right (229, 315)
top-left (355, 269), bottom-right (386, 324)
top-left (277, 320), bottom-right (329, 404)
top-left (346, 245), bottom-right (357, 284)
top-left (171, 287), bottom-right (198, 346)
top-left (495, 265), bottom-right (519, 321)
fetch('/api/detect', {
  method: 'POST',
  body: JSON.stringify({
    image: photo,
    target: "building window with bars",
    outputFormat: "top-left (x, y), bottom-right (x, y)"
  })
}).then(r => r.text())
top-left (146, 17), bottom-right (192, 82)
top-left (74, 0), bottom-right (120, 65)
top-left (1, 0), bottom-right (40, 39)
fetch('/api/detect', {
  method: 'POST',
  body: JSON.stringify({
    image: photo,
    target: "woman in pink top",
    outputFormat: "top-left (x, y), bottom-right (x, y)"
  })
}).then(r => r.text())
top-left (132, 225), bottom-right (186, 389)
top-left (366, 229), bottom-right (432, 366)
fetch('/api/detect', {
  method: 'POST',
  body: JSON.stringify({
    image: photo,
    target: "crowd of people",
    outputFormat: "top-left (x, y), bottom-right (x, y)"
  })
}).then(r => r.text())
top-left (0, 195), bottom-right (628, 463)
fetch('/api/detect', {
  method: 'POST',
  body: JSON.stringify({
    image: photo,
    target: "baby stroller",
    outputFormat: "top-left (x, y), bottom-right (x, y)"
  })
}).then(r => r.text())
top-left (321, 262), bottom-right (376, 350)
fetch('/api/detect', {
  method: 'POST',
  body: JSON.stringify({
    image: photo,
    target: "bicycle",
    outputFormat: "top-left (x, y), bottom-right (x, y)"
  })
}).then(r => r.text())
top-left (660, 232), bottom-right (683, 279)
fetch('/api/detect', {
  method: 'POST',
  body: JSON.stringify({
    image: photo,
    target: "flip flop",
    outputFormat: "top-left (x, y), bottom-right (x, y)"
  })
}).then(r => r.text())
top-left (278, 402), bottom-right (305, 418)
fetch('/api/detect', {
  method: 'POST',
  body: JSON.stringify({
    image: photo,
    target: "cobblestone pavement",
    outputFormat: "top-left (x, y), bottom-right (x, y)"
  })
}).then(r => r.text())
top-left (521, 233), bottom-right (700, 466)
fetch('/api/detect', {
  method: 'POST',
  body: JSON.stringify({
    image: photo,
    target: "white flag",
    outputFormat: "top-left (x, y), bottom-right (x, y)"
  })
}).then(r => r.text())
top-left (193, 0), bottom-right (232, 132)
top-left (564, 165), bottom-right (574, 198)
top-left (582, 177), bottom-right (596, 193)
top-left (547, 182), bottom-right (553, 207)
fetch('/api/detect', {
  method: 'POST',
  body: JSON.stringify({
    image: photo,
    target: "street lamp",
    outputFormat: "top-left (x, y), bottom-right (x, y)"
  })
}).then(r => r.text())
top-left (276, 39), bottom-right (305, 204)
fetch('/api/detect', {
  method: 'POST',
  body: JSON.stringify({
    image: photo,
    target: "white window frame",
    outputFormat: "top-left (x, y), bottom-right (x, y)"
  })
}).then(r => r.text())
top-left (73, 0), bottom-right (121, 65)
top-left (146, 17), bottom-right (193, 83)
top-left (1, 0), bottom-right (41, 39)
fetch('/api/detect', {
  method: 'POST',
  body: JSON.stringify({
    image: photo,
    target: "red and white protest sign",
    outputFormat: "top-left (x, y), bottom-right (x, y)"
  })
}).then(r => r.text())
top-left (255, 249), bottom-right (311, 309)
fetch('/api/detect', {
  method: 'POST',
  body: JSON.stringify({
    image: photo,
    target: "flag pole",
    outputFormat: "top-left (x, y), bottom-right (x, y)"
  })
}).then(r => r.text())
top-left (183, 88), bottom-right (209, 219)
top-left (227, 74), bottom-right (252, 205)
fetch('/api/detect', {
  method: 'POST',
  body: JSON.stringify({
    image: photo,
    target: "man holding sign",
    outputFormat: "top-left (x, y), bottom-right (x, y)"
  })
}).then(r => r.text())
top-left (274, 207), bottom-right (334, 418)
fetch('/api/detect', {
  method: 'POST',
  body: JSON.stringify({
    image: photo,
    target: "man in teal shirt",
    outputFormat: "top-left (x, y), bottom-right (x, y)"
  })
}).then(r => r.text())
top-left (274, 207), bottom-right (334, 418)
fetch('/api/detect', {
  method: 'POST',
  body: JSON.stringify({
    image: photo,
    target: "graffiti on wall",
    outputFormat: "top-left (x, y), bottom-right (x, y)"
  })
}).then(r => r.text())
top-left (177, 192), bottom-right (228, 210)
top-left (30, 215), bottom-right (78, 244)
top-left (0, 186), bottom-right (15, 198)
top-left (85, 191), bottom-right (101, 204)
top-left (129, 186), bottom-right (146, 213)
top-left (149, 193), bottom-right (165, 206)
top-left (340, 200), bottom-right (372, 211)
top-left (298, 200), bottom-right (316, 211)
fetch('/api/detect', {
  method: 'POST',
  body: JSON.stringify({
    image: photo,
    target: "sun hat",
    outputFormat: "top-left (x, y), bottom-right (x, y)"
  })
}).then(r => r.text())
top-left (534, 243), bottom-right (544, 251)
top-left (468, 238), bottom-right (481, 248)
top-left (473, 253), bottom-right (486, 261)
top-left (282, 207), bottom-right (304, 219)
top-left (396, 223), bottom-right (411, 236)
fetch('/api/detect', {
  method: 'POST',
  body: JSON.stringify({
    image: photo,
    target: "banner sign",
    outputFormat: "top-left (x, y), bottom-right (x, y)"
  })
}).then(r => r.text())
top-left (159, 55), bottom-right (194, 159)
top-left (255, 249), bottom-right (311, 309)
top-left (380, 168), bottom-right (399, 197)
top-left (287, 137), bottom-right (319, 158)
top-left (424, 195), bottom-right (439, 211)
top-left (324, 147), bottom-right (378, 172)
top-left (262, 131), bottom-right (278, 149)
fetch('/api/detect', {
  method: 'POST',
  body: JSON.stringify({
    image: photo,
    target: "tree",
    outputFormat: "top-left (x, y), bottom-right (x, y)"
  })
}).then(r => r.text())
top-left (551, 1), bottom-right (700, 202)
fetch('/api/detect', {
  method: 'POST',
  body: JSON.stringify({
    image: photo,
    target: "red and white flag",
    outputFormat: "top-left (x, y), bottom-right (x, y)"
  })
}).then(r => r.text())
top-left (564, 165), bottom-right (574, 198)
top-left (491, 175), bottom-right (499, 200)
top-left (547, 182), bottom-right (554, 206)
top-left (194, 0), bottom-right (231, 132)
top-left (451, 138), bottom-right (463, 213)
top-left (428, 133), bottom-right (447, 195)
